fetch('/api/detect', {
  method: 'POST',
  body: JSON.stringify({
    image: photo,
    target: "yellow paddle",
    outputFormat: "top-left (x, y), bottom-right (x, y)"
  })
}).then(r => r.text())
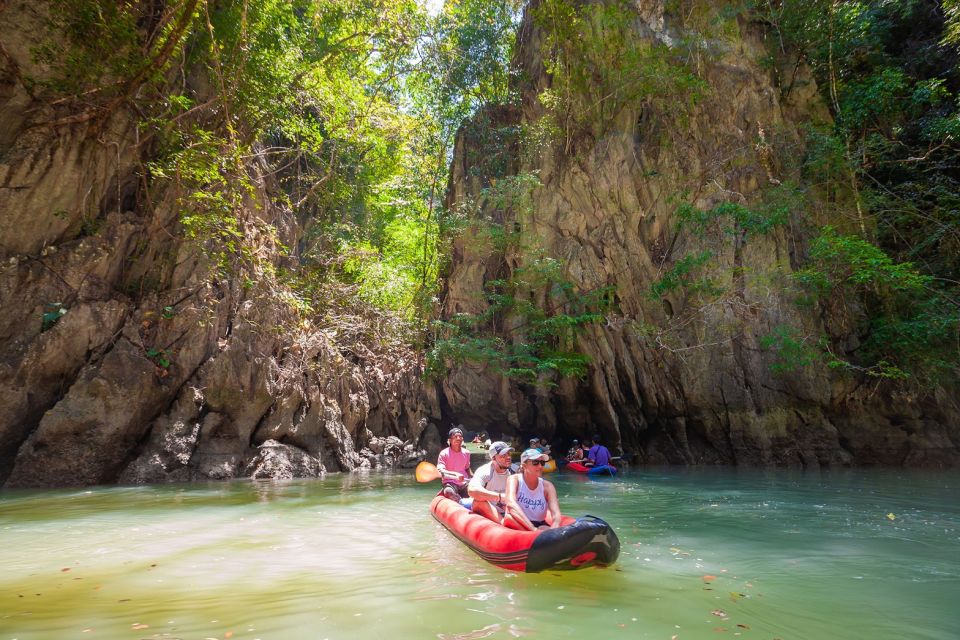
top-left (415, 461), bottom-right (466, 483)
top-left (415, 461), bottom-right (442, 482)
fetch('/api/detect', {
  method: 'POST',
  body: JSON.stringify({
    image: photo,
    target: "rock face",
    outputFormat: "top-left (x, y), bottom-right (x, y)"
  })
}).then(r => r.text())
top-left (437, 0), bottom-right (959, 467)
top-left (2, 1), bottom-right (957, 489)
top-left (0, 1), bottom-right (432, 487)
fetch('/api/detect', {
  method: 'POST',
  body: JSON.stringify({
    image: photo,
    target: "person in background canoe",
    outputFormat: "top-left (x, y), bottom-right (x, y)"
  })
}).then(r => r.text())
top-left (585, 434), bottom-right (611, 468)
top-left (566, 439), bottom-right (584, 462)
top-left (438, 426), bottom-right (473, 501)
top-left (579, 436), bottom-right (593, 458)
top-left (503, 448), bottom-right (561, 531)
top-left (529, 437), bottom-right (551, 456)
top-left (468, 441), bottom-right (515, 523)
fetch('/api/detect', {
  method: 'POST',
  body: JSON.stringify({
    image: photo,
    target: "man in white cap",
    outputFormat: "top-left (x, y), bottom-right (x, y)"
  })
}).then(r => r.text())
top-left (468, 441), bottom-right (515, 523)
top-left (437, 425), bottom-right (472, 501)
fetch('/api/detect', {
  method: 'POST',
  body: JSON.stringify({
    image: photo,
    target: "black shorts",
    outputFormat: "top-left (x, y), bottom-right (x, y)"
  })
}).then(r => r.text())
top-left (530, 519), bottom-right (547, 528)
top-left (443, 483), bottom-right (469, 499)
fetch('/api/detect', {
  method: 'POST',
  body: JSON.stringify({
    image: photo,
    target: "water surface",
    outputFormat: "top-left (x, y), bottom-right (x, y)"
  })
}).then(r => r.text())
top-left (1, 468), bottom-right (957, 639)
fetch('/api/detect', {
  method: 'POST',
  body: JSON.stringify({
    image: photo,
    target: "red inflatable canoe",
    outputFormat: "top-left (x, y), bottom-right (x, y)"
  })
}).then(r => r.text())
top-left (567, 461), bottom-right (617, 475)
top-left (429, 495), bottom-right (620, 572)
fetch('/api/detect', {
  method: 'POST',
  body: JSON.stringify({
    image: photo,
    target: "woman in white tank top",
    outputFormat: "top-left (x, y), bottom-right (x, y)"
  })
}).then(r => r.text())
top-left (504, 448), bottom-right (562, 531)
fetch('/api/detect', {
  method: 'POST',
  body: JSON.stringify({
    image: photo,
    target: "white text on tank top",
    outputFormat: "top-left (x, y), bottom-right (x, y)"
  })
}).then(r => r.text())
top-left (515, 477), bottom-right (547, 521)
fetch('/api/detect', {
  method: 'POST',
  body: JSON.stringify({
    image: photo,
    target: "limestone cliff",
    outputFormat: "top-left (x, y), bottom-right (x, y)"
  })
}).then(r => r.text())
top-left (437, 0), bottom-right (959, 467)
top-left (0, 1), bottom-right (432, 487)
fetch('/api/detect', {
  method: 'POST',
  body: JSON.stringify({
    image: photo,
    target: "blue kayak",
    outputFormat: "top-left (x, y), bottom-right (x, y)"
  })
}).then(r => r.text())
top-left (587, 464), bottom-right (617, 476)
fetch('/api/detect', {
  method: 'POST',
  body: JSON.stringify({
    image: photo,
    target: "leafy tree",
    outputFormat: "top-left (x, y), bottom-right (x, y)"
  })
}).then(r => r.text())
top-left (427, 254), bottom-right (612, 383)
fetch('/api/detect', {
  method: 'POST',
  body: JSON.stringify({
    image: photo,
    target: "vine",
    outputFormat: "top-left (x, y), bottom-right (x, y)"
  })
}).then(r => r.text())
top-left (427, 255), bottom-right (613, 384)
top-left (533, 0), bottom-right (706, 153)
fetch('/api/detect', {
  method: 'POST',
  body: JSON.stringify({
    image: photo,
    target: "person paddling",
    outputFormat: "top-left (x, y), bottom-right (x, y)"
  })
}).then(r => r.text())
top-left (566, 439), bottom-right (584, 462)
top-left (437, 426), bottom-right (472, 501)
top-left (503, 448), bottom-right (561, 531)
top-left (586, 434), bottom-right (612, 468)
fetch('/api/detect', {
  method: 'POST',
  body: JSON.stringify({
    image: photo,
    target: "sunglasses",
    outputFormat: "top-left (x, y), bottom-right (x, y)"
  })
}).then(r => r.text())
top-left (526, 459), bottom-right (546, 466)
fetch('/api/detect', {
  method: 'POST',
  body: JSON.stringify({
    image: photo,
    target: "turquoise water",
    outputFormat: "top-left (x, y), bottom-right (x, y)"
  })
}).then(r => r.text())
top-left (1, 468), bottom-right (957, 639)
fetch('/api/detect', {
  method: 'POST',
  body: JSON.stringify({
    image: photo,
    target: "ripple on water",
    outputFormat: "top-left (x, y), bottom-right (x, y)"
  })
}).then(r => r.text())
top-left (1, 469), bottom-right (958, 639)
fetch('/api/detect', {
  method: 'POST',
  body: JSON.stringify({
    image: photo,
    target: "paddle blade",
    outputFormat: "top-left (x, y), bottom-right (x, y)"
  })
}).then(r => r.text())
top-left (415, 461), bottom-right (441, 483)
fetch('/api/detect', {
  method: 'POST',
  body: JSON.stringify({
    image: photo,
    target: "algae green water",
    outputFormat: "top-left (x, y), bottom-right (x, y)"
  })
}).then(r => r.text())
top-left (1, 468), bottom-right (958, 639)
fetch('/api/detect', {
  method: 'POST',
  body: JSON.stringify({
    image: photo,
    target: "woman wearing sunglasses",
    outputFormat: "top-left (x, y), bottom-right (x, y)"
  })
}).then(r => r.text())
top-left (503, 448), bottom-right (562, 531)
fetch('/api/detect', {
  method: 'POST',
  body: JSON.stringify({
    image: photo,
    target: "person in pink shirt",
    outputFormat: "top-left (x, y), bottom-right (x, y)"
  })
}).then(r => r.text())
top-left (438, 426), bottom-right (473, 501)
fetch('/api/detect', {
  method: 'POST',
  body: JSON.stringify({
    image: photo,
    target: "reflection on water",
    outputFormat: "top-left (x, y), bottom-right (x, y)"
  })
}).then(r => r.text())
top-left (1, 468), bottom-right (958, 639)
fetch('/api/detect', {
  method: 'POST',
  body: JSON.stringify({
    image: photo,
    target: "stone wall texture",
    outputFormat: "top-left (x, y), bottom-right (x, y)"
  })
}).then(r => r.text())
top-left (0, 1), bottom-right (431, 487)
top-left (435, 0), bottom-right (959, 467)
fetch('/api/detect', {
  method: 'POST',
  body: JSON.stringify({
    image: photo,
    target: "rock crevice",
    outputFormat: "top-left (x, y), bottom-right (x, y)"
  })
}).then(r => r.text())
top-left (435, 1), bottom-right (959, 467)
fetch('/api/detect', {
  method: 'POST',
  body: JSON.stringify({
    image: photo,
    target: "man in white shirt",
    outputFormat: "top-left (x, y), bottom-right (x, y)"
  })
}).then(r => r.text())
top-left (468, 441), bottom-right (514, 523)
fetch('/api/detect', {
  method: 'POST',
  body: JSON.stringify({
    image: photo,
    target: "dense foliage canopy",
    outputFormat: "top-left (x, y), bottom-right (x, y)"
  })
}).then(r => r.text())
top-left (32, 0), bottom-right (960, 387)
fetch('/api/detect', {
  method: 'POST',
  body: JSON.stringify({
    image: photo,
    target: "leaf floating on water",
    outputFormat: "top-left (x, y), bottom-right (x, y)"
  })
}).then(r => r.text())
top-left (886, 513), bottom-right (896, 521)
top-left (131, 623), bottom-right (149, 630)
top-left (61, 567), bottom-right (71, 572)
top-left (703, 575), bottom-right (717, 582)
top-left (225, 632), bottom-right (234, 639)
top-left (729, 592), bottom-right (746, 602)
top-left (711, 609), bottom-right (728, 618)
top-left (736, 623), bottom-right (751, 629)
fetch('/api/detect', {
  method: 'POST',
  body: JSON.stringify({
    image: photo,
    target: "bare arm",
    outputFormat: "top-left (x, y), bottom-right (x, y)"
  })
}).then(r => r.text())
top-left (544, 480), bottom-right (562, 529)
top-left (504, 475), bottom-right (537, 531)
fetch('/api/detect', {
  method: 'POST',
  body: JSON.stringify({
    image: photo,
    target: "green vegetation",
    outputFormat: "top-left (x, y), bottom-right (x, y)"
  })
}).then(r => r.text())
top-left (40, 303), bottom-right (68, 333)
top-left (534, 0), bottom-right (706, 151)
top-left (427, 255), bottom-right (612, 382)
top-left (28, 0), bottom-right (958, 390)
top-left (752, 0), bottom-right (960, 385)
top-left (643, 0), bottom-right (960, 387)
top-left (31, 0), bottom-right (519, 329)
top-left (760, 325), bottom-right (821, 373)
top-left (675, 200), bottom-right (791, 238)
